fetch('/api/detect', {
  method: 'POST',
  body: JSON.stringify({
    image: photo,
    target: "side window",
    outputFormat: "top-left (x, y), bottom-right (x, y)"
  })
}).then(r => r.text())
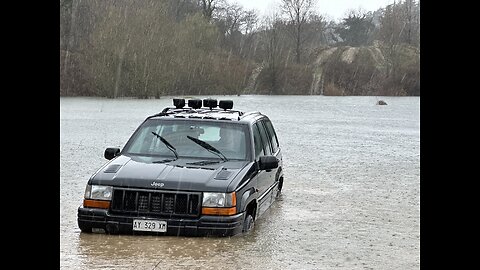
top-left (264, 120), bottom-right (279, 153)
top-left (256, 121), bottom-right (271, 155)
top-left (252, 123), bottom-right (264, 159)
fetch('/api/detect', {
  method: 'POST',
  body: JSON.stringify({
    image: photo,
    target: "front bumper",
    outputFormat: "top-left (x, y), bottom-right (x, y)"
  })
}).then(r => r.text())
top-left (77, 206), bottom-right (245, 237)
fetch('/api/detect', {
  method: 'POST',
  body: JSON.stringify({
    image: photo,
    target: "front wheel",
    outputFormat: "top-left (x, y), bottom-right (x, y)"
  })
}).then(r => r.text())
top-left (276, 178), bottom-right (283, 197)
top-left (242, 214), bottom-right (255, 233)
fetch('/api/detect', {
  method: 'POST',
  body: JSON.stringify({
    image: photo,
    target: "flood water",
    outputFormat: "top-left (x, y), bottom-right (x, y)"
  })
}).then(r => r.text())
top-left (60, 95), bottom-right (420, 269)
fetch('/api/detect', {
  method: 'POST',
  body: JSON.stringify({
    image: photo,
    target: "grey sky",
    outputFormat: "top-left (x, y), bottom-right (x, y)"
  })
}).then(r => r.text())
top-left (235, 0), bottom-right (395, 21)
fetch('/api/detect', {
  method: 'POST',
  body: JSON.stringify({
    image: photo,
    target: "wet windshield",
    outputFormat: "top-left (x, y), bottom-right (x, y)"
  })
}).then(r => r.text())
top-left (124, 119), bottom-right (248, 160)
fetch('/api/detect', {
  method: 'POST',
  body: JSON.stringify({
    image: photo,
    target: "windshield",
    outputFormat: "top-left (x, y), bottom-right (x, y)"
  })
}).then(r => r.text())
top-left (123, 119), bottom-right (249, 161)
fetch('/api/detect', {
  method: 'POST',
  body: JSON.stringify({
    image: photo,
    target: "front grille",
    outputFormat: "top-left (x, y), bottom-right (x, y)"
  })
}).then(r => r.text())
top-left (110, 188), bottom-right (201, 217)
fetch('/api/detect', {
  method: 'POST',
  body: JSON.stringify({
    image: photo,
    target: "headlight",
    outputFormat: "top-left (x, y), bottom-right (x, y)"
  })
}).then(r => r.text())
top-left (84, 184), bottom-right (92, 199)
top-left (84, 185), bottom-right (113, 201)
top-left (202, 192), bottom-right (236, 207)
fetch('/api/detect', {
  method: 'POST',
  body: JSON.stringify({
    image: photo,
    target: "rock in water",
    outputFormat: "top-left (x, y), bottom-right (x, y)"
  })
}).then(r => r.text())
top-left (377, 100), bottom-right (387, 105)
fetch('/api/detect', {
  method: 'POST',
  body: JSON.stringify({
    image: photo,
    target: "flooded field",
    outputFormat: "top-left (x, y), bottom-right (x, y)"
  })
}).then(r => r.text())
top-left (60, 95), bottom-right (420, 269)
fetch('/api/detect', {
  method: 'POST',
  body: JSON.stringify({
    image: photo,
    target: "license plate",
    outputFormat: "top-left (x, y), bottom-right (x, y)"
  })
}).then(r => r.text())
top-left (132, 219), bottom-right (167, 232)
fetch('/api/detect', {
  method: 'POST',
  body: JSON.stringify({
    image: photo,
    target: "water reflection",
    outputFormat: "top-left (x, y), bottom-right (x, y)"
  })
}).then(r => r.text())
top-left (74, 199), bottom-right (283, 269)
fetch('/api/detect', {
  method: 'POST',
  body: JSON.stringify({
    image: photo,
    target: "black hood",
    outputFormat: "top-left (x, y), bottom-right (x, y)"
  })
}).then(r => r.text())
top-left (89, 155), bottom-right (252, 193)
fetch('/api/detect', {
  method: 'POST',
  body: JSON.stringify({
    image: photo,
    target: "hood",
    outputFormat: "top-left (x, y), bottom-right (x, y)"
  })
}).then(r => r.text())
top-left (89, 155), bottom-right (251, 193)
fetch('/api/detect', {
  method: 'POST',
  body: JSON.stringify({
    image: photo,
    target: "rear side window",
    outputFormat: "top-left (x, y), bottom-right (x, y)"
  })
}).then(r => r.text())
top-left (252, 123), bottom-right (264, 159)
top-left (256, 122), bottom-right (271, 155)
top-left (263, 120), bottom-right (279, 153)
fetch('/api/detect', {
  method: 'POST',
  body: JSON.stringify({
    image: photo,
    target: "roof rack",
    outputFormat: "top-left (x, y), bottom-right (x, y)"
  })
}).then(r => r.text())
top-left (146, 98), bottom-right (245, 120)
top-left (239, 111), bottom-right (261, 119)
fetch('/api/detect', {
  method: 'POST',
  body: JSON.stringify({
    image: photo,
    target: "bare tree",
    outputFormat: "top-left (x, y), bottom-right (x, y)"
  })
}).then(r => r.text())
top-left (242, 10), bottom-right (258, 35)
top-left (405, 0), bottom-right (420, 46)
top-left (199, 0), bottom-right (217, 20)
top-left (60, 0), bottom-right (79, 95)
top-left (214, 2), bottom-right (258, 36)
top-left (377, 0), bottom-right (420, 47)
top-left (262, 12), bottom-right (284, 93)
top-left (281, 0), bottom-right (316, 63)
top-left (376, 0), bottom-right (420, 95)
top-left (218, 2), bottom-right (245, 36)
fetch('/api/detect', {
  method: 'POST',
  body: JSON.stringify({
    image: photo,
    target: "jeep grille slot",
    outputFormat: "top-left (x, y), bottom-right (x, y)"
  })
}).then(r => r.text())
top-left (164, 194), bottom-right (174, 213)
top-left (110, 189), bottom-right (201, 217)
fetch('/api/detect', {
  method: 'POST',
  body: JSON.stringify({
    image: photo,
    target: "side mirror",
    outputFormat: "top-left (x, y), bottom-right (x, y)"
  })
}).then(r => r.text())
top-left (104, 148), bottom-right (120, 160)
top-left (259, 155), bottom-right (279, 171)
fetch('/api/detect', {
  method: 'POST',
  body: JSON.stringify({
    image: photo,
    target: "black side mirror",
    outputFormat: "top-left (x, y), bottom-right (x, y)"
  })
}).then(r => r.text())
top-left (259, 155), bottom-right (279, 171)
top-left (104, 148), bottom-right (120, 160)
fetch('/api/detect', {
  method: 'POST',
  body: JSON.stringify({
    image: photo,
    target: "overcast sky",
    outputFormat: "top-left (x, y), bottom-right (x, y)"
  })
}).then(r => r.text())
top-left (235, 0), bottom-right (395, 21)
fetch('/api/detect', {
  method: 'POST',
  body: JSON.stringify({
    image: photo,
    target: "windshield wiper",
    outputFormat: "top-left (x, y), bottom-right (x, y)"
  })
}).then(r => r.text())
top-left (151, 131), bottom-right (178, 160)
top-left (186, 136), bottom-right (228, 162)
top-left (186, 160), bottom-right (221, 166)
top-left (152, 159), bottom-right (175, 164)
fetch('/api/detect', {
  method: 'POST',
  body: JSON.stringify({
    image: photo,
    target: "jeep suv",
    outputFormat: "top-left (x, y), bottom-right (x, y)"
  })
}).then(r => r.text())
top-left (77, 98), bottom-right (283, 236)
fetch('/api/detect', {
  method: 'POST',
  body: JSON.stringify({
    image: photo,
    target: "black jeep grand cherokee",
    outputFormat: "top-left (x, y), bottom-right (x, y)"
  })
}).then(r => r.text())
top-left (78, 99), bottom-right (283, 236)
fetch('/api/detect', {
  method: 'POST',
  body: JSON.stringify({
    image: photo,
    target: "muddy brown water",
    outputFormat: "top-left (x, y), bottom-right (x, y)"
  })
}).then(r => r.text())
top-left (60, 96), bottom-right (420, 269)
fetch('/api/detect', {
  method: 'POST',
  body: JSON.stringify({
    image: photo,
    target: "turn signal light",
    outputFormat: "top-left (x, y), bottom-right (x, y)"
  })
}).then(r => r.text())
top-left (83, 199), bottom-right (111, 209)
top-left (202, 207), bottom-right (237, 216)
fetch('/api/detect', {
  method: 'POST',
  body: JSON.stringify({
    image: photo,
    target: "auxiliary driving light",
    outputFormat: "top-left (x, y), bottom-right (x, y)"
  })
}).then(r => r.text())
top-left (219, 100), bottom-right (233, 110)
top-left (173, 98), bottom-right (185, 108)
top-left (188, 99), bottom-right (202, 109)
top-left (203, 98), bottom-right (218, 109)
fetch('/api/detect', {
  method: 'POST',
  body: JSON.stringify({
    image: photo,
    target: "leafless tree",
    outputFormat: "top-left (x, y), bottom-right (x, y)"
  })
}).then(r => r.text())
top-left (242, 10), bottom-right (259, 35)
top-left (281, 0), bottom-right (316, 63)
top-left (218, 2), bottom-right (245, 36)
top-left (262, 12), bottom-right (284, 93)
top-left (199, 0), bottom-right (217, 20)
top-left (376, 0), bottom-right (420, 95)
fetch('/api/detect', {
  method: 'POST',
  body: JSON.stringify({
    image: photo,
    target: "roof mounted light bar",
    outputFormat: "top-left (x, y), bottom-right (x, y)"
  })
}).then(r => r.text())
top-left (148, 98), bottom-right (242, 120)
top-left (166, 98), bottom-right (234, 111)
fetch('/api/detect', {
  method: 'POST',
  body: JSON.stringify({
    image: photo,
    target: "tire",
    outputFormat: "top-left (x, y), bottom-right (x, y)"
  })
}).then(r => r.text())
top-left (276, 178), bottom-right (283, 197)
top-left (242, 214), bottom-right (255, 233)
